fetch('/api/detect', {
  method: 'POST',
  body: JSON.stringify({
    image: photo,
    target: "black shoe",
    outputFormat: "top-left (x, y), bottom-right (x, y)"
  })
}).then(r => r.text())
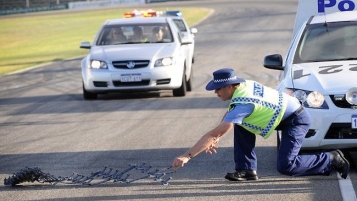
top-left (330, 150), bottom-right (350, 179)
top-left (225, 170), bottom-right (258, 181)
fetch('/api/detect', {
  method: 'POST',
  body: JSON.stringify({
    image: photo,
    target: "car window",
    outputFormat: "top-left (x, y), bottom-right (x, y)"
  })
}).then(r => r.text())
top-left (96, 23), bottom-right (173, 46)
top-left (294, 22), bottom-right (357, 63)
top-left (173, 19), bottom-right (187, 32)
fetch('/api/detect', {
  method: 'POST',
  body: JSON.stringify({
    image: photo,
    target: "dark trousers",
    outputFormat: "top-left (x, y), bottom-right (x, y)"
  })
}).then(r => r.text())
top-left (234, 107), bottom-right (331, 176)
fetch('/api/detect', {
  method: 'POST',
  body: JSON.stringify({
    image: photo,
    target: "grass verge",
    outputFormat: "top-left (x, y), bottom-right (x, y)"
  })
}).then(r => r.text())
top-left (0, 7), bottom-right (210, 75)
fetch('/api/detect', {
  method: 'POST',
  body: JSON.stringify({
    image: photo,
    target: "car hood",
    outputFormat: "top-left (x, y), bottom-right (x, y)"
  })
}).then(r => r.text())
top-left (290, 61), bottom-right (357, 94)
top-left (89, 44), bottom-right (176, 61)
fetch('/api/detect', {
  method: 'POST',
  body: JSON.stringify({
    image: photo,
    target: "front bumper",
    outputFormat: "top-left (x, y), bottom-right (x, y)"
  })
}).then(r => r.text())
top-left (302, 101), bottom-right (357, 150)
top-left (82, 65), bottom-right (183, 93)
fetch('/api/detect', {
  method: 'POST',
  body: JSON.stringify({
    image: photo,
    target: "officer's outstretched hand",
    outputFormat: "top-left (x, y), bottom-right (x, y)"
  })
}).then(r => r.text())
top-left (206, 137), bottom-right (219, 154)
top-left (171, 155), bottom-right (190, 169)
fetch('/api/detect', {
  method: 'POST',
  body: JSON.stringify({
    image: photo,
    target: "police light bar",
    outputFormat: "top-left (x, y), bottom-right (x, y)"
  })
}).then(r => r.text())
top-left (142, 10), bottom-right (157, 17)
top-left (124, 12), bottom-right (135, 18)
top-left (123, 9), bottom-right (158, 18)
top-left (165, 10), bottom-right (182, 16)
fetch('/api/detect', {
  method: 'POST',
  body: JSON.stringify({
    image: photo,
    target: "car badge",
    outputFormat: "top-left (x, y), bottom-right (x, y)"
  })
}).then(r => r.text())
top-left (126, 61), bottom-right (135, 69)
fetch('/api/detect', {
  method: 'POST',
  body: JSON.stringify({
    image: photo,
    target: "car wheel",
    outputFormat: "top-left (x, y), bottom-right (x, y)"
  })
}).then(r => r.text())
top-left (83, 83), bottom-right (98, 100)
top-left (277, 130), bottom-right (281, 152)
top-left (186, 67), bottom-right (193, 92)
top-left (192, 55), bottom-right (195, 64)
top-left (173, 72), bottom-right (187, 97)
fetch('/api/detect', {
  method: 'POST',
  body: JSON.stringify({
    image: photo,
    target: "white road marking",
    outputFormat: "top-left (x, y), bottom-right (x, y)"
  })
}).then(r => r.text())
top-left (338, 173), bottom-right (357, 201)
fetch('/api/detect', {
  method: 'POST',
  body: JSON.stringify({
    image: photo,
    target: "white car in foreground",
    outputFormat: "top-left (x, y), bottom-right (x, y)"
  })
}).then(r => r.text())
top-left (264, 2), bottom-right (357, 150)
top-left (80, 14), bottom-right (193, 99)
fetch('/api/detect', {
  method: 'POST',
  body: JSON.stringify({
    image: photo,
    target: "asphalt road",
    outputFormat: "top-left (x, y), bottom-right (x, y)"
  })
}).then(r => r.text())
top-left (1, 0), bottom-right (356, 200)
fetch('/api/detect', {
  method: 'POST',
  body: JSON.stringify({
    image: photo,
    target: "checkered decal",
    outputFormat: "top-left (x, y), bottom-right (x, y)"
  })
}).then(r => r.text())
top-left (233, 93), bottom-right (283, 137)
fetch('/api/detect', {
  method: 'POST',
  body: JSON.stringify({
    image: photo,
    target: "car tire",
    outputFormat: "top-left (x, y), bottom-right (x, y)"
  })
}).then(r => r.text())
top-left (173, 72), bottom-right (187, 97)
top-left (277, 130), bottom-right (281, 152)
top-left (186, 67), bottom-right (193, 92)
top-left (192, 55), bottom-right (195, 64)
top-left (83, 83), bottom-right (98, 100)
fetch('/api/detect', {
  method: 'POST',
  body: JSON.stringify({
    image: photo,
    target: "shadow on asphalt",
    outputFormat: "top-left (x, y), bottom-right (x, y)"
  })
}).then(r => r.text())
top-left (0, 146), bottom-right (279, 185)
top-left (0, 146), bottom-right (342, 201)
top-left (0, 92), bottom-right (227, 116)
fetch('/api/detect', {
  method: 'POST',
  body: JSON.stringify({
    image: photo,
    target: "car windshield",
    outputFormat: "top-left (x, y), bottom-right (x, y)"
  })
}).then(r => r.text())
top-left (293, 22), bottom-right (357, 63)
top-left (96, 23), bottom-right (173, 46)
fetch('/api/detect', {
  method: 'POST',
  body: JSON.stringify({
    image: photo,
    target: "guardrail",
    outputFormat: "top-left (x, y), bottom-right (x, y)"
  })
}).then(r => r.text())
top-left (0, 0), bottom-right (183, 16)
top-left (68, 0), bottom-right (145, 9)
top-left (0, 4), bottom-right (68, 15)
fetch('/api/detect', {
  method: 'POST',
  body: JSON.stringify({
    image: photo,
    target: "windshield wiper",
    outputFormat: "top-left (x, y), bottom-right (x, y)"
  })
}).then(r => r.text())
top-left (120, 41), bottom-right (151, 44)
top-left (306, 58), bottom-right (336, 62)
top-left (335, 57), bottom-right (357, 61)
top-left (308, 57), bottom-right (357, 62)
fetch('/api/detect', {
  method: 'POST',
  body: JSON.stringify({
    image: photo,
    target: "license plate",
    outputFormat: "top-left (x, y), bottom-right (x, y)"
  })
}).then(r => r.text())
top-left (352, 115), bottom-right (357, 129)
top-left (121, 74), bottom-right (141, 82)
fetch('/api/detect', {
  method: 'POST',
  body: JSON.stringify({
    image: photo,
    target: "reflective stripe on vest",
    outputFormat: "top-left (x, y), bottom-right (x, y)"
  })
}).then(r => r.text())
top-left (229, 80), bottom-right (287, 138)
top-left (234, 92), bottom-right (283, 138)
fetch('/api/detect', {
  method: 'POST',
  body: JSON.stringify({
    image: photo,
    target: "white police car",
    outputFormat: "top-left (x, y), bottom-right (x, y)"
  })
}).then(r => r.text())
top-left (264, 0), bottom-right (357, 150)
top-left (80, 10), bottom-right (193, 99)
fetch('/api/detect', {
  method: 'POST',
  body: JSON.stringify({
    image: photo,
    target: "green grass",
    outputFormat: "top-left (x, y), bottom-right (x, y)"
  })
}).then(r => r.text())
top-left (0, 7), bottom-right (210, 75)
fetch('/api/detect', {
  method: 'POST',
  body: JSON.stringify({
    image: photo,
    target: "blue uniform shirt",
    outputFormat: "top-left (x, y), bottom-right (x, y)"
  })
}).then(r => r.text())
top-left (223, 94), bottom-right (301, 124)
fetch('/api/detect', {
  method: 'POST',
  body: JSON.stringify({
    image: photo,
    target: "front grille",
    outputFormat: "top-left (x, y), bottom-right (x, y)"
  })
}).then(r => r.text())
top-left (113, 80), bottom-right (150, 87)
top-left (112, 60), bottom-right (150, 69)
top-left (330, 95), bottom-right (353, 108)
top-left (324, 123), bottom-right (357, 139)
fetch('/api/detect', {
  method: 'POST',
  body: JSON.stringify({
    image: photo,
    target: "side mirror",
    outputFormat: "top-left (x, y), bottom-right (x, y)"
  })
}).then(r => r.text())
top-left (80, 41), bottom-right (91, 49)
top-left (181, 38), bottom-right (192, 45)
top-left (190, 28), bottom-right (197, 34)
top-left (263, 54), bottom-right (284, 70)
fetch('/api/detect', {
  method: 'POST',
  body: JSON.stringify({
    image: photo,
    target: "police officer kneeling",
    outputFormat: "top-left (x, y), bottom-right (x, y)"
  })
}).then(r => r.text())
top-left (171, 68), bottom-right (350, 180)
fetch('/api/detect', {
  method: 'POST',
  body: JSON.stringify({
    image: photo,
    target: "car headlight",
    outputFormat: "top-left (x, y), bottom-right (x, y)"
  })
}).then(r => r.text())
top-left (306, 91), bottom-right (325, 108)
top-left (346, 87), bottom-right (357, 105)
top-left (90, 60), bottom-right (108, 69)
top-left (154, 57), bottom-right (173, 67)
top-left (285, 88), bottom-right (328, 109)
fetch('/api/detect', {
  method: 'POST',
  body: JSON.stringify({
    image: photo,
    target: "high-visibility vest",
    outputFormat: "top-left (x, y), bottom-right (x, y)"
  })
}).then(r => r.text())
top-left (228, 80), bottom-right (288, 139)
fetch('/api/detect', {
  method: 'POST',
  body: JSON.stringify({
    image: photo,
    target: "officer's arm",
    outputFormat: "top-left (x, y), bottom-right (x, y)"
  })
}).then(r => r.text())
top-left (221, 111), bottom-right (228, 122)
top-left (187, 121), bottom-right (233, 157)
top-left (171, 121), bottom-right (233, 168)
